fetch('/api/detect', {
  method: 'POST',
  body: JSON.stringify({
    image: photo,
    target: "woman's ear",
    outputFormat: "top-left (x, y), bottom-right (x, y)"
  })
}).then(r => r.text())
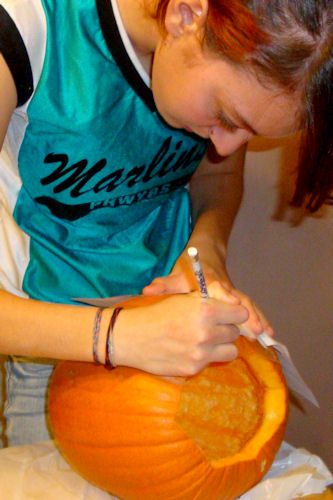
top-left (164, 0), bottom-right (208, 38)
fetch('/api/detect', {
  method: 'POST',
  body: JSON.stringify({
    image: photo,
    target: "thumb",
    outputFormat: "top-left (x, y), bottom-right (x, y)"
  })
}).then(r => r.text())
top-left (142, 274), bottom-right (190, 295)
top-left (142, 278), bottom-right (167, 295)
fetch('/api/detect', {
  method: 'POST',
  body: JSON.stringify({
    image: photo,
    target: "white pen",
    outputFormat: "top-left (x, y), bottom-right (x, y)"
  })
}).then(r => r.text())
top-left (188, 248), bottom-right (260, 341)
top-left (187, 247), bottom-right (209, 298)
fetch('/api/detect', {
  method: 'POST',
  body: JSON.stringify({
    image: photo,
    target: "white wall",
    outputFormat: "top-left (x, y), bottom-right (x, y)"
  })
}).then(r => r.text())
top-left (227, 134), bottom-right (333, 471)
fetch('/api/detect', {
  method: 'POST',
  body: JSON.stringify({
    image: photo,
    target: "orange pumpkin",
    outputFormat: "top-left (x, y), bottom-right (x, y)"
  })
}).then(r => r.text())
top-left (48, 296), bottom-right (288, 500)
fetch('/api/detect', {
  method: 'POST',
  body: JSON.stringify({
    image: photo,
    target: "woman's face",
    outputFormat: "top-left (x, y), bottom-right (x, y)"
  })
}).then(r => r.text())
top-left (151, 34), bottom-right (300, 156)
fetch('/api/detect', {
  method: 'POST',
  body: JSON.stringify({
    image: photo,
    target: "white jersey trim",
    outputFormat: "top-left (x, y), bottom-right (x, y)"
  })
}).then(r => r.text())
top-left (110, 0), bottom-right (150, 87)
top-left (0, 0), bottom-right (47, 295)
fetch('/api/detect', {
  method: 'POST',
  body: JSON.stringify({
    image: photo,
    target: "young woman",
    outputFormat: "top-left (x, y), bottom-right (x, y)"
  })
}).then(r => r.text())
top-left (0, 0), bottom-right (331, 446)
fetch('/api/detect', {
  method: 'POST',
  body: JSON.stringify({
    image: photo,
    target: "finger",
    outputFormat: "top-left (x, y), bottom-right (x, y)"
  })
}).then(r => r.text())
top-left (231, 293), bottom-right (263, 336)
top-left (237, 321), bottom-right (257, 340)
top-left (211, 301), bottom-right (249, 326)
top-left (206, 324), bottom-right (240, 346)
top-left (253, 304), bottom-right (274, 337)
top-left (210, 343), bottom-right (238, 363)
top-left (238, 303), bottom-right (274, 339)
top-left (144, 273), bottom-right (192, 295)
top-left (207, 281), bottom-right (241, 304)
top-left (241, 299), bottom-right (272, 336)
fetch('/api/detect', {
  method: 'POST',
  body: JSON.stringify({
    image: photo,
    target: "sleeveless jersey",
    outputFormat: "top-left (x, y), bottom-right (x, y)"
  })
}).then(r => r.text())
top-left (0, 0), bottom-right (207, 303)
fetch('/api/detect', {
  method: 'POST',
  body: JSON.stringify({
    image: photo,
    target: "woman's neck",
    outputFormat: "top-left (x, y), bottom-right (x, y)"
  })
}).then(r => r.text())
top-left (115, 0), bottom-right (160, 73)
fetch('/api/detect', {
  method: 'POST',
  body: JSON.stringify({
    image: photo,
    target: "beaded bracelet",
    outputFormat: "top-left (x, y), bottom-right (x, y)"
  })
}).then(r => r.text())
top-left (105, 307), bottom-right (123, 370)
top-left (92, 307), bottom-right (104, 365)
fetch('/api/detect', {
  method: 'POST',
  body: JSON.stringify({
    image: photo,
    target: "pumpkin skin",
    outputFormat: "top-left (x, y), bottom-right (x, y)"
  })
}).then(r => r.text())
top-left (48, 297), bottom-right (288, 500)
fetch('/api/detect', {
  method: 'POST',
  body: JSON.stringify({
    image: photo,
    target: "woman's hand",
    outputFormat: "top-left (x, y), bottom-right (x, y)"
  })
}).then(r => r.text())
top-left (142, 250), bottom-right (274, 340)
top-left (114, 289), bottom-right (249, 376)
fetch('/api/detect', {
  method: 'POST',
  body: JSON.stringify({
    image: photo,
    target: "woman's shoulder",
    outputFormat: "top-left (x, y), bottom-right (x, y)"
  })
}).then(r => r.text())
top-left (0, 0), bottom-right (47, 107)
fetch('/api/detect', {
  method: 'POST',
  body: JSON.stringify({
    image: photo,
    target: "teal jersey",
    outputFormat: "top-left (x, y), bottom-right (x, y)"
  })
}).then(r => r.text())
top-left (0, 0), bottom-right (207, 303)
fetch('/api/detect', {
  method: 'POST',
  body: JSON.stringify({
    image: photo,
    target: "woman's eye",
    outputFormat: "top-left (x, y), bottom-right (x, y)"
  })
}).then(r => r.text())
top-left (217, 113), bottom-right (238, 132)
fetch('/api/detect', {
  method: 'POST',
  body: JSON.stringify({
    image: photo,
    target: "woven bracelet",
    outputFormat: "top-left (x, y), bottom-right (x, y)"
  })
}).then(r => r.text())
top-left (105, 307), bottom-right (123, 370)
top-left (92, 307), bottom-right (104, 365)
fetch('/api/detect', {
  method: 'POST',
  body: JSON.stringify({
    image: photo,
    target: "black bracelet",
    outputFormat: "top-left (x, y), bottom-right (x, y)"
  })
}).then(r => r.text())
top-left (105, 307), bottom-right (123, 370)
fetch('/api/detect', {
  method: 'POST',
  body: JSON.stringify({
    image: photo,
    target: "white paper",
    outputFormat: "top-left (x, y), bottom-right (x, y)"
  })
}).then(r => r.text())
top-left (239, 442), bottom-right (333, 499)
top-left (75, 295), bottom-right (136, 307)
top-left (0, 441), bottom-right (331, 499)
top-left (257, 332), bottom-right (319, 407)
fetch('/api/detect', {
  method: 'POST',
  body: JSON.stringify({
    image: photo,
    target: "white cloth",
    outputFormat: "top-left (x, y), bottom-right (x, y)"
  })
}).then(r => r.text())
top-left (0, 440), bottom-right (331, 499)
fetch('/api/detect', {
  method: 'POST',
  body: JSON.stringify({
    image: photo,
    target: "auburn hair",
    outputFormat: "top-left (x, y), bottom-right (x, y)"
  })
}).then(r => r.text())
top-left (154, 0), bottom-right (332, 212)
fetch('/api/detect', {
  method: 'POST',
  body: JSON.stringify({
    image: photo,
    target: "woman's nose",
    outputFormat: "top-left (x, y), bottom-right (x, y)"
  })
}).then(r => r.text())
top-left (209, 127), bottom-right (253, 156)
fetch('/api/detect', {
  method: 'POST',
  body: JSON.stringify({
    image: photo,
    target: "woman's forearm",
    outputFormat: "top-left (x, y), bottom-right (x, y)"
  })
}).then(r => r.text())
top-left (0, 288), bottom-right (249, 376)
top-left (188, 144), bottom-right (246, 280)
top-left (0, 289), bottom-right (103, 361)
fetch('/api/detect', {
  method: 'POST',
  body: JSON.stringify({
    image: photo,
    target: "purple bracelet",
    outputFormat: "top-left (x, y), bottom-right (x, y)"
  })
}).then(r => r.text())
top-left (92, 307), bottom-right (104, 365)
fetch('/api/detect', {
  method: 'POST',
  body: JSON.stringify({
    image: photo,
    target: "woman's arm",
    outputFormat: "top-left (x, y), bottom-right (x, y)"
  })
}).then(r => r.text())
top-left (0, 52), bottom-right (17, 147)
top-left (0, 55), bottom-right (107, 364)
top-left (188, 143), bottom-right (273, 336)
top-left (188, 142), bottom-right (245, 286)
top-left (144, 142), bottom-right (273, 336)
top-left (143, 144), bottom-right (244, 292)
top-left (0, 290), bottom-right (99, 361)
top-left (0, 288), bottom-right (249, 376)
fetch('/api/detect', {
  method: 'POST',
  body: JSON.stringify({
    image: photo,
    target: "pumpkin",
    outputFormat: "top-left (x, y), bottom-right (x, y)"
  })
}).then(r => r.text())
top-left (48, 296), bottom-right (288, 500)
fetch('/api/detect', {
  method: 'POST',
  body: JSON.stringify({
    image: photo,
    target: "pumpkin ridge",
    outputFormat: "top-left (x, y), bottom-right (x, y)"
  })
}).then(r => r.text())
top-left (54, 436), bottom-right (191, 450)
top-left (118, 460), bottom-right (212, 497)
top-left (55, 439), bottom-right (210, 495)
top-left (136, 468), bottom-right (212, 500)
